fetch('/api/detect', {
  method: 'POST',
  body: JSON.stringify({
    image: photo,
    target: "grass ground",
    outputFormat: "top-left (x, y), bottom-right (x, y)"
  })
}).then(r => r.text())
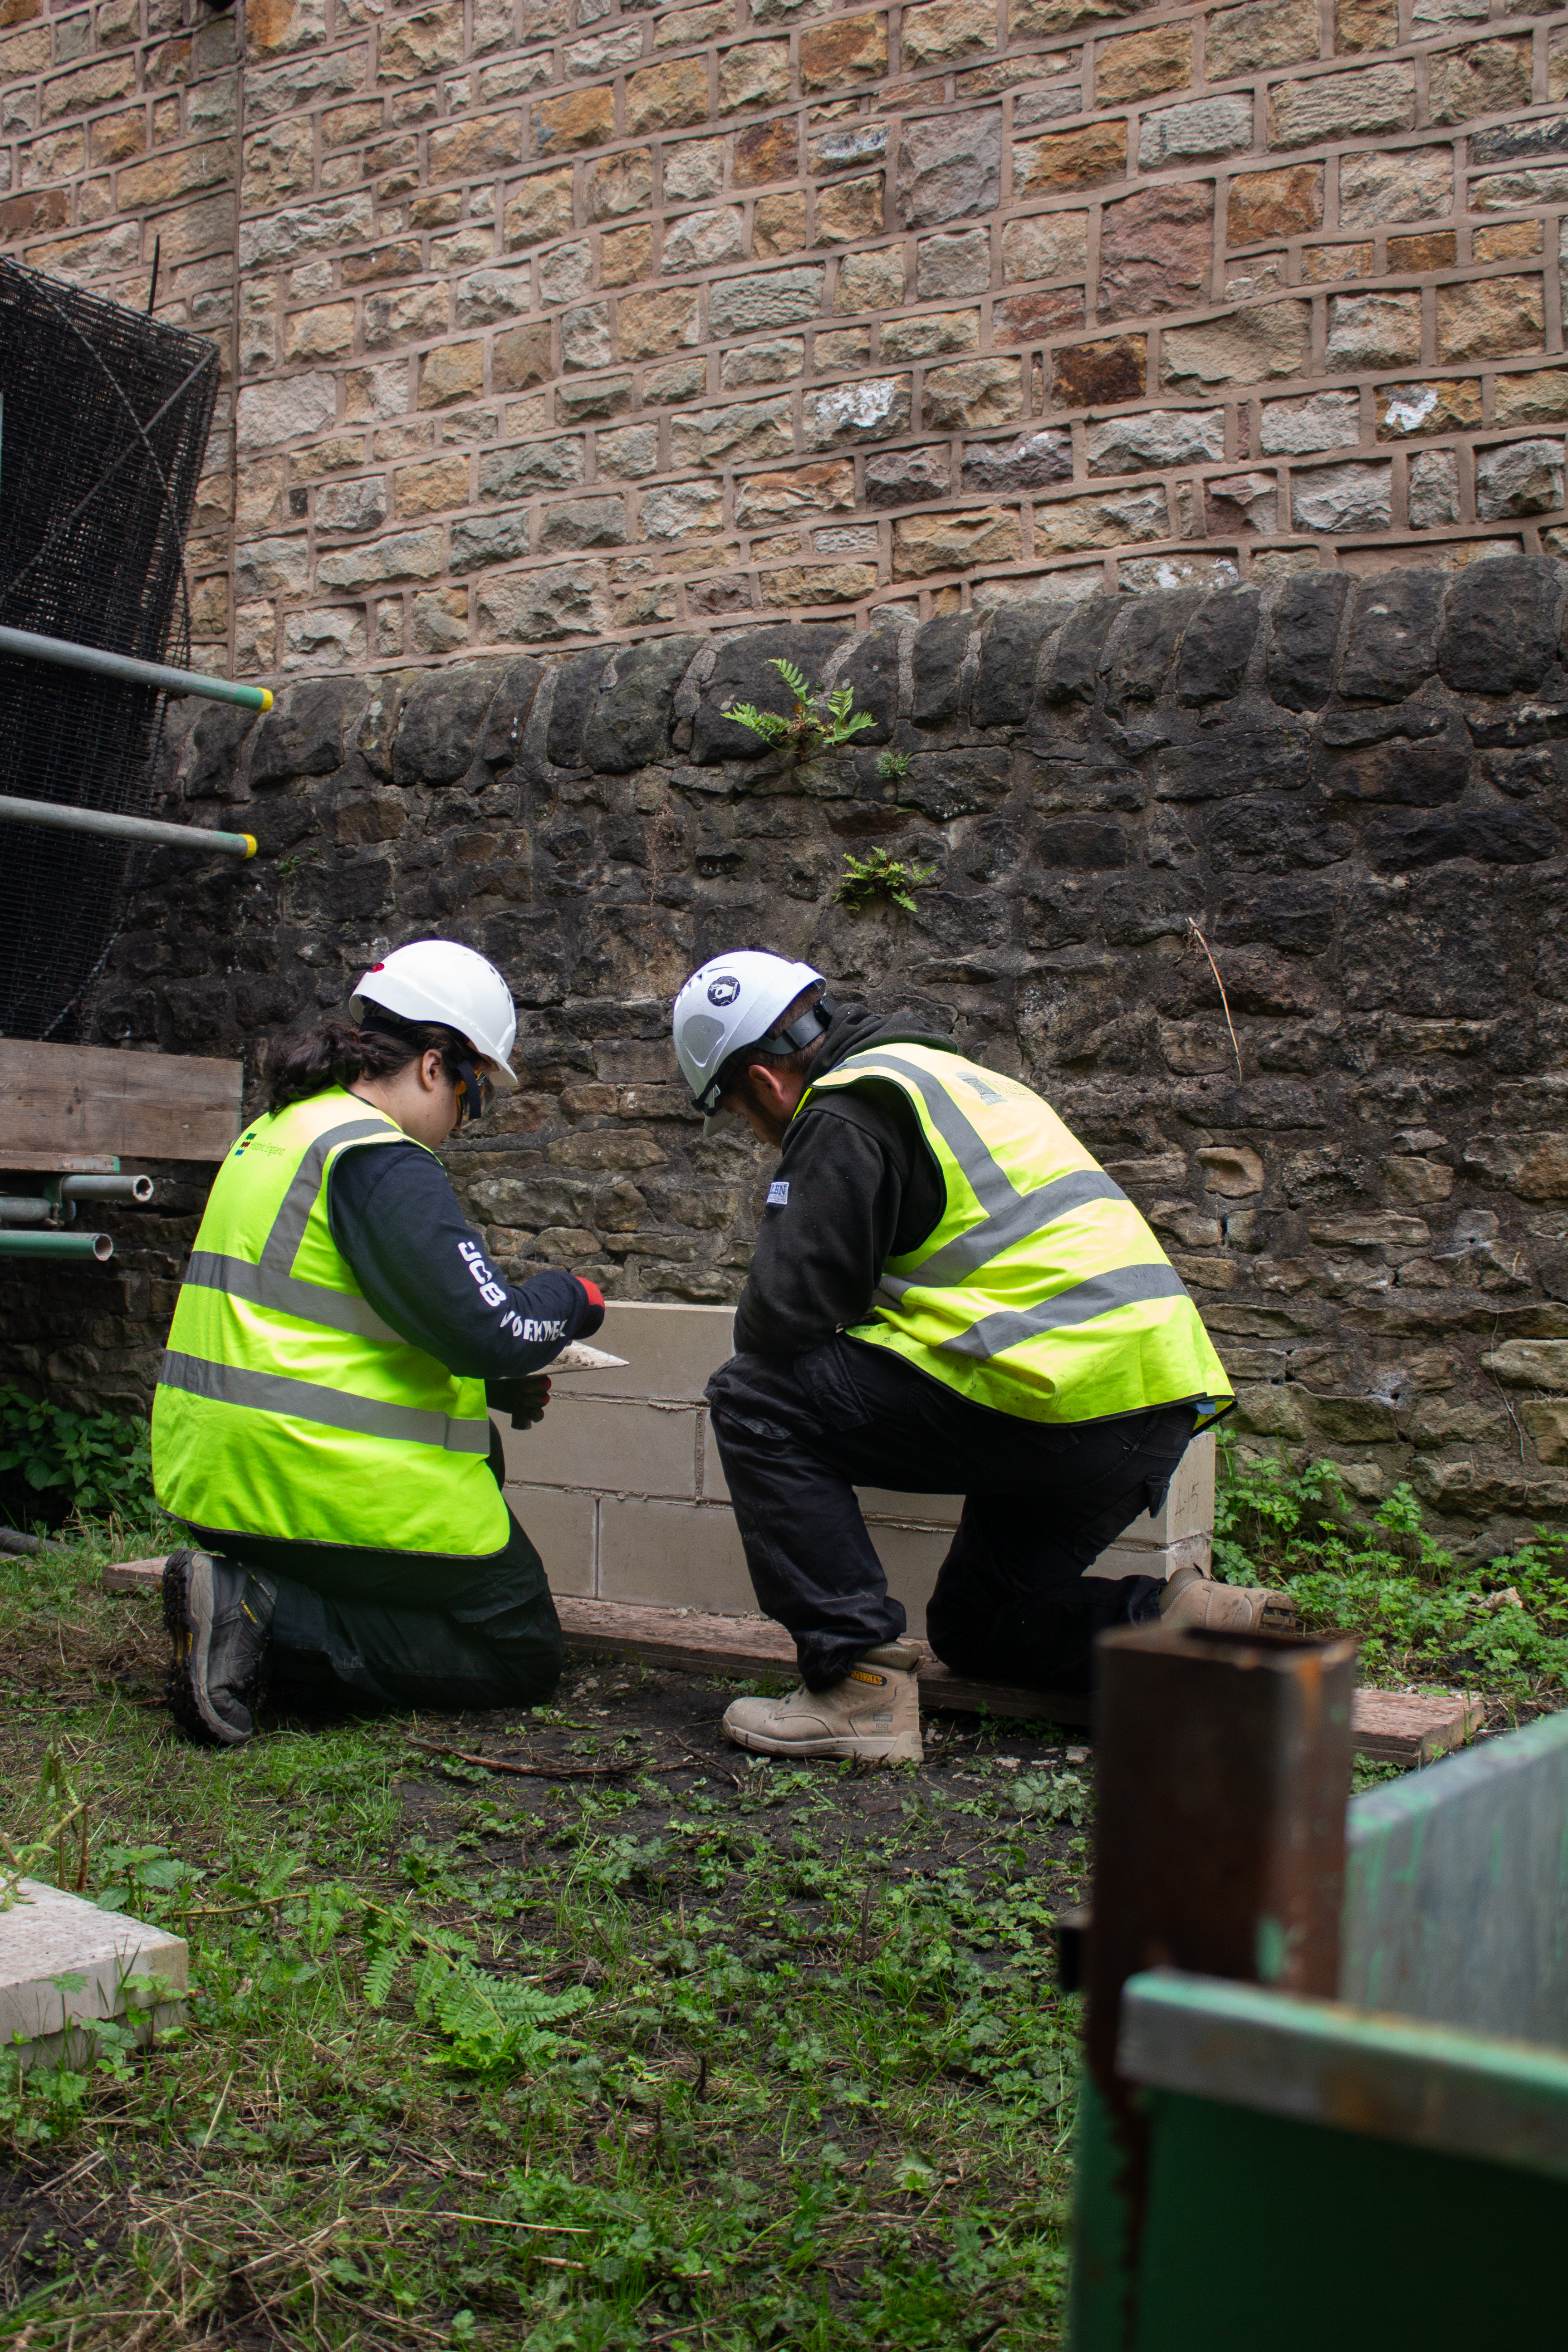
top-left (1, 1532), bottom-right (1087, 2352)
top-left (5, 1465), bottom-right (1563, 2352)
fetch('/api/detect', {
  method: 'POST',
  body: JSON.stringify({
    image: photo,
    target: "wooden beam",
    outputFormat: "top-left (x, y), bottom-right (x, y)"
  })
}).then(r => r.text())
top-left (552, 1596), bottom-right (1093, 1724)
top-left (0, 1039), bottom-right (242, 1165)
top-left (0, 1152), bottom-right (117, 1173)
top-left (99, 1563), bottom-right (1483, 1760)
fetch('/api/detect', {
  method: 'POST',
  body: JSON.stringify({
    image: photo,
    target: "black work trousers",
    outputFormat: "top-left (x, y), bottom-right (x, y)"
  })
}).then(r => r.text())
top-left (706, 1337), bottom-right (1197, 1693)
top-left (183, 1427), bottom-right (563, 1712)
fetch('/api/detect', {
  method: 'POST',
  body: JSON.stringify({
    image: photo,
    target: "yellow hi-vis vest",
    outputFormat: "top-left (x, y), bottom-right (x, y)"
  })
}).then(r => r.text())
top-left (802, 1044), bottom-right (1233, 1427)
top-left (151, 1087), bottom-right (509, 1555)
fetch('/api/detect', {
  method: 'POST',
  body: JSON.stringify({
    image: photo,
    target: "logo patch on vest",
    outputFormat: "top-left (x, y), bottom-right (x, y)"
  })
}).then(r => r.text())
top-left (766, 1180), bottom-right (789, 1206)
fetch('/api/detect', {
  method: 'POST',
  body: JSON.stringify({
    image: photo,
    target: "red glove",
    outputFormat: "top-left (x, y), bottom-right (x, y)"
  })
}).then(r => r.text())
top-left (577, 1276), bottom-right (605, 1310)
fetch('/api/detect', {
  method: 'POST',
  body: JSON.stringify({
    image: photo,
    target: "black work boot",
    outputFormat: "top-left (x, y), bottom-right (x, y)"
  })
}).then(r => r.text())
top-left (162, 1549), bottom-right (277, 1748)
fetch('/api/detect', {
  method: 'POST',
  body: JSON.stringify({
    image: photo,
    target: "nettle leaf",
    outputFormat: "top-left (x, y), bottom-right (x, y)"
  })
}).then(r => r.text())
top-left (0, 1385), bottom-right (153, 1526)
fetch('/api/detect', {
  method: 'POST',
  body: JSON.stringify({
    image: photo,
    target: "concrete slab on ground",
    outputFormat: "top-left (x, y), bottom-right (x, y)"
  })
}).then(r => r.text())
top-left (0, 1878), bottom-right (187, 2068)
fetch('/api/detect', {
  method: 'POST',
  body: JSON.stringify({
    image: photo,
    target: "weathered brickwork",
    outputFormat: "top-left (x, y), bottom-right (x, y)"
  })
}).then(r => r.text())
top-left (7, 0), bottom-right (1568, 669)
top-left (5, 564), bottom-right (1568, 1554)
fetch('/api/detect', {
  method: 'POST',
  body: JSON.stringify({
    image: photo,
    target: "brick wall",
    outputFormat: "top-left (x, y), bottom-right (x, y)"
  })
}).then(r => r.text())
top-left (500, 1300), bottom-right (1217, 1616)
top-left (6, 0), bottom-right (1568, 673)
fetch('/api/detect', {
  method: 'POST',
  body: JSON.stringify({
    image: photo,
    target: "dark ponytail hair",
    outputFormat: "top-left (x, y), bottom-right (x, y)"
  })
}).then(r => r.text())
top-left (266, 1014), bottom-right (474, 1114)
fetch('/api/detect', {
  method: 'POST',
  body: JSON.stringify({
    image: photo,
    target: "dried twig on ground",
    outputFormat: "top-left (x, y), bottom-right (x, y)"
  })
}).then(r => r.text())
top-left (405, 1735), bottom-right (678, 1782)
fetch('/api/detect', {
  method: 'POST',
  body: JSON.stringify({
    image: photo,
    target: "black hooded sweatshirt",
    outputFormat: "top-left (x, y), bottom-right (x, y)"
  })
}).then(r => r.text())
top-left (733, 1004), bottom-right (956, 1358)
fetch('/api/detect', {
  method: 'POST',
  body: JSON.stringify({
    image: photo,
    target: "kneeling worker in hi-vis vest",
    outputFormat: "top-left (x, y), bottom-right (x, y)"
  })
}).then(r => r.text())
top-left (152, 940), bottom-right (606, 1748)
top-left (673, 951), bottom-right (1294, 1767)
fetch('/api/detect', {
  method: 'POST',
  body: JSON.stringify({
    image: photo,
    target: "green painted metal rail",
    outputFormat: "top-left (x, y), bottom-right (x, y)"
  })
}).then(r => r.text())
top-left (0, 622), bottom-right (273, 711)
top-left (0, 793), bottom-right (255, 859)
top-left (0, 1230), bottom-right (112, 1260)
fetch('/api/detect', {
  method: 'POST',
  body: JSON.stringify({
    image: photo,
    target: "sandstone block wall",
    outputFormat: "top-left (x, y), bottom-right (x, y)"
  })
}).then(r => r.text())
top-left (6, 561), bottom-right (1567, 1557)
top-left (500, 1300), bottom-right (1216, 1618)
top-left (6, 0), bottom-right (1568, 672)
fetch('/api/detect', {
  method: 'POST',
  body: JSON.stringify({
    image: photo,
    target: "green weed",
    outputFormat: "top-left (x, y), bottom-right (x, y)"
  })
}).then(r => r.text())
top-left (837, 845), bottom-right (940, 916)
top-left (0, 1386), bottom-right (155, 1531)
top-left (723, 658), bottom-right (877, 762)
top-left (1215, 1442), bottom-right (1568, 1696)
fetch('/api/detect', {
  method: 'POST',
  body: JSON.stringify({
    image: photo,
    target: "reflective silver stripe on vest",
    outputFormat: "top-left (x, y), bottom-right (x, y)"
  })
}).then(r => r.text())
top-left (877, 1167), bottom-right (1129, 1300)
top-left (183, 1251), bottom-right (403, 1344)
top-left (832, 1052), bottom-right (1020, 1219)
top-left (939, 1263), bottom-right (1192, 1361)
top-left (824, 1054), bottom-right (1128, 1298)
top-left (262, 1115), bottom-right (399, 1272)
top-left (157, 1349), bottom-right (491, 1452)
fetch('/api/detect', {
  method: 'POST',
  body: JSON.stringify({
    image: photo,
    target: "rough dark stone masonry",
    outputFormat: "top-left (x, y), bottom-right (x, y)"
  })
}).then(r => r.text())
top-left (12, 555), bottom-right (1568, 1553)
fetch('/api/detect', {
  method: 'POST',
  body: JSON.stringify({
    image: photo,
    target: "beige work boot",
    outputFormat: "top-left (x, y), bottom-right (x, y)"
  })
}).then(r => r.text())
top-left (722, 1642), bottom-right (924, 1764)
top-left (1160, 1563), bottom-right (1297, 1636)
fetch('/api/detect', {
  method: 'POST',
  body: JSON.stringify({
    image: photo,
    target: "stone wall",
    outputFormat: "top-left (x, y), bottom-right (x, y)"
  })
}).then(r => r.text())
top-left (6, 0), bottom-right (1568, 674)
top-left (7, 559), bottom-right (1568, 1555)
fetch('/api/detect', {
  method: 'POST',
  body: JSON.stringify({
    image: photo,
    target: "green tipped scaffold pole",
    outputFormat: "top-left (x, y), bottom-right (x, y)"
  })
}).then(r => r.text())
top-left (0, 793), bottom-right (255, 859)
top-left (0, 1230), bottom-right (113, 1260)
top-left (0, 622), bottom-right (273, 713)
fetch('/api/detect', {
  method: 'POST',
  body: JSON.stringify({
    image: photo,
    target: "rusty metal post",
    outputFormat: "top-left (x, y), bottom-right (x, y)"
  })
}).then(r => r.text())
top-left (1071, 1623), bottom-right (1357, 2352)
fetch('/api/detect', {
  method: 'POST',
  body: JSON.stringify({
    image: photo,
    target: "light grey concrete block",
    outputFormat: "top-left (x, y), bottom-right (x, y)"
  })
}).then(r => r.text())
top-left (503, 1396), bottom-right (700, 1498)
top-left (566, 1301), bottom-right (735, 1401)
top-left (0, 1881), bottom-right (186, 2069)
top-left (1094, 1533), bottom-right (1209, 1581)
top-left (545, 1326), bottom-right (1215, 1613)
top-left (866, 1518), bottom-right (951, 1634)
top-left (1120, 1429), bottom-right (1215, 1547)
top-left (504, 1481), bottom-right (597, 1595)
top-left (598, 1495), bottom-right (753, 1611)
top-left (859, 1486), bottom-right (963, 1526)
top-left (697, 1407), bottom-right (728, 1501)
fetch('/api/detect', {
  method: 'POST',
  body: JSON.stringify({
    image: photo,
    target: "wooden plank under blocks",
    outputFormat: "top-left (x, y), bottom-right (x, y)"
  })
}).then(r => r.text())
top-left (101, 1561), bottom-right (1484, 1763)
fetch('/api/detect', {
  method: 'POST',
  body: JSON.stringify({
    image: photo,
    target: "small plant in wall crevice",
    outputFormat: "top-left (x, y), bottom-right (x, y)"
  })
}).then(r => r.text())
top-left (837, 845), bottom-right (939, 915)
top-left (724, 659), bottom-right (876, 762)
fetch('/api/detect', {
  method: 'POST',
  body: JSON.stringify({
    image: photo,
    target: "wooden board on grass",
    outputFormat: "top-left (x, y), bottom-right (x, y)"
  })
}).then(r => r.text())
top-left (102, 1563), bottom-right (1483, 1759)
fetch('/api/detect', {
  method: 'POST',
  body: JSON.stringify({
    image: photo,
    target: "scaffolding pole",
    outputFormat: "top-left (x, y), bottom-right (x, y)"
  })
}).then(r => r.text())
top-left (0, 793), bottom-right (256, 858)
top-left (0, 622), bottom-right (272, 712)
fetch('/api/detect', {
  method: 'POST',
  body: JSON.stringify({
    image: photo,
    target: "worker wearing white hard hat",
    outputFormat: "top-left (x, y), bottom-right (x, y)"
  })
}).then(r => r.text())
top-left (152, 939), bottom-right (605, 1748)
top-left (674, 949), bottom-right (1273, 1767)
top-left (671, 951), bottom-right (835, 1131)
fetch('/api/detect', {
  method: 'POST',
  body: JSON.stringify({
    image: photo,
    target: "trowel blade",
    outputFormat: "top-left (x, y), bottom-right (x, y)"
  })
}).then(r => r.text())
top-left (547, 1341), bottom-right (629, 1372)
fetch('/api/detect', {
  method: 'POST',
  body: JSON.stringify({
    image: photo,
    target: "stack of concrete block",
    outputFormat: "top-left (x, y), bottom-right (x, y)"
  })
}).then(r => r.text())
top-left (0, 1881), bottom-right (186, 2069)
top-left (503, 1299), bottom-right (1215, 1631)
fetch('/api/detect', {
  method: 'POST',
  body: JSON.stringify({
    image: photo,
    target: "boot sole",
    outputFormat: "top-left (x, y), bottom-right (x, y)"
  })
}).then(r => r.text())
top-left (724, 1723), bottom-right (923, 1764)
top-left (1259, 1594), bottom-right (1298, 1634)
top-left (162, 1551), bottom-right (247, 1748)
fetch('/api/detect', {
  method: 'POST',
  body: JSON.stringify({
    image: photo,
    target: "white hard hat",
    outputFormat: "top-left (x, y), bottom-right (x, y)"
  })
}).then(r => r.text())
top-left (672, 951), bottom-right (828, 1117)
top-left (352, 940), bottom-right (518, 1088)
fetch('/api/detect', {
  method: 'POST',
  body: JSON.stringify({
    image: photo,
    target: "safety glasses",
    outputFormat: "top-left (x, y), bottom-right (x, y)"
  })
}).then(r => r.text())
top-left (451, 1056), bottom-right (495, 1123)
